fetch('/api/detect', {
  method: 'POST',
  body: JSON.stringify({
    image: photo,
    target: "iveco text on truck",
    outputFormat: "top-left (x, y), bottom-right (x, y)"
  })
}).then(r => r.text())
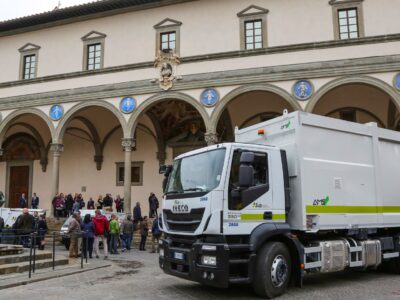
top-left (158, 111), bottom-right (400, 298)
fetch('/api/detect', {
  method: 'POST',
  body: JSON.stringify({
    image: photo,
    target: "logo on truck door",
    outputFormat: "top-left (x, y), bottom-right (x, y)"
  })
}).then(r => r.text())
top-left (313, 196), bottom-right (330, 206)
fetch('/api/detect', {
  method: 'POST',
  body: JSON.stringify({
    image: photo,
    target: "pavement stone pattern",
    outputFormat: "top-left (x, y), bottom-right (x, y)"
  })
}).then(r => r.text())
top-left (0, 245), bottom-right (399, 299)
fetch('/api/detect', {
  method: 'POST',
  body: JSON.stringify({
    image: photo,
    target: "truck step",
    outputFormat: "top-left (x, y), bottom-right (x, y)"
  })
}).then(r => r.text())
top-left (228, 277), bottom-right (251, 284)
top-left (229, 258), bottom-right (250, 264)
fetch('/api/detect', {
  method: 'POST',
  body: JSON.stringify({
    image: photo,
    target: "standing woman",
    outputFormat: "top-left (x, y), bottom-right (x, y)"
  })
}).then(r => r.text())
top-left (139, 216), bottom-right (149, 251)
top-left (67, 212), bottom-right (82, 258)
top-left (82, 214), bottom-right (95, 259)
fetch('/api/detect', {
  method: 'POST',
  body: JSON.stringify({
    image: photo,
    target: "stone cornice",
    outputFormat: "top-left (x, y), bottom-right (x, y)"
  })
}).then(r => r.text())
top-left (0, 54), bottom-right (399, 110)
top-left (1, 33), bottom-right (399, 90)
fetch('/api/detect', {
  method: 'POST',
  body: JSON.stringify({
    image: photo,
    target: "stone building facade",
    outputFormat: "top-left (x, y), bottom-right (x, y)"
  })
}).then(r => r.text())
top-left (0, 0), bottom-right (399, 213)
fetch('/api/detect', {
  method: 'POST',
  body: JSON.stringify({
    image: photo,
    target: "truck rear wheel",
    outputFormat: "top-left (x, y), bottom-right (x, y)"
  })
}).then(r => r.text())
top-left (253, 242), bottom-right (291, 299)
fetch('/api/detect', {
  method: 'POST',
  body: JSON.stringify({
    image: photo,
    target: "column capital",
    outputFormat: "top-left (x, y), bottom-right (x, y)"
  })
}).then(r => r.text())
top-left (204, 132), bottom-right (219, 146)
top-left (50, 143), bottom-right (64, 154)
top-left (122, 138), bottom-right (136, 152)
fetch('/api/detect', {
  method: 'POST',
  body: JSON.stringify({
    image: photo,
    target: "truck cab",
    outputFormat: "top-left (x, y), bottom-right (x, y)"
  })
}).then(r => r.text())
top-left (159, 142), bottom-right (296, 295)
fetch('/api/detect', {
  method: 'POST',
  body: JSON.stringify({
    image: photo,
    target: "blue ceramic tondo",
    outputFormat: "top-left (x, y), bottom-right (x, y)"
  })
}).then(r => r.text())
top-left (201, 88), bottom-right (219, 107)
top-left (120, 97), bottom-right (136, 114)
top-left (394, 73), bottom-right (400, 91)
top-left (49, 104), bottom-right (64, 121)
top-left (293, 80), bottom-right (313, 100)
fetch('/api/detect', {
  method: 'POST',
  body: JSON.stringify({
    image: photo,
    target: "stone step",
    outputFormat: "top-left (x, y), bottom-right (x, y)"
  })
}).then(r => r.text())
top-left (0, 251), bottom-right (52, 265)
top-left (0, 256), bottom-right (69, 275)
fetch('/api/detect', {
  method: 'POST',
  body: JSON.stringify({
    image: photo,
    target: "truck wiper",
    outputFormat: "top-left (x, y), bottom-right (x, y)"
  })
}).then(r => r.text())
top-left (183, 188), bottom-right (206, 192)
top-left (165, 190), bottom-right (180, 195)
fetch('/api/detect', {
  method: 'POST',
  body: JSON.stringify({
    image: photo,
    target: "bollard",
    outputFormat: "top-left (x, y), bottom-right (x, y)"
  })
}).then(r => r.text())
top-left (33, 232), bottom-right (37, 273)
top-left (85, 234), bottom-right (88, 264)
top-left (28, 234), bottom-right (33, 279)
top-left (52, 232), bottom-right (56, 270)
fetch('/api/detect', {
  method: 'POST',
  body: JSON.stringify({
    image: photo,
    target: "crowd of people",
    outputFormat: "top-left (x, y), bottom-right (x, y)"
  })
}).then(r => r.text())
top-left (67, 209), bottom-right (161, 259)
top-left (0, 191), bottom-right (162, 257)
top-left (52, 193), bottom-right (125, 218)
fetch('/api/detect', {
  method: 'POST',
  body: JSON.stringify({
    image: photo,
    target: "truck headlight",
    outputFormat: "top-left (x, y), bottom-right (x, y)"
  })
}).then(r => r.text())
top-left (159, 249), bottom-right (164, 258)
top-left (201, 255), bottom-right (217, 266)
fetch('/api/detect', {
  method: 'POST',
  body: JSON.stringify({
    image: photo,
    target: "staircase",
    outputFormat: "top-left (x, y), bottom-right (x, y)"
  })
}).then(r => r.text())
top-left (0, 249), bottom-right (69, 275)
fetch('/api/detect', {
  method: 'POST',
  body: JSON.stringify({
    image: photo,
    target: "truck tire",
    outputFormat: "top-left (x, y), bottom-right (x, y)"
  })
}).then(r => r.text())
top-left (253, 242), bottom-right (291, 299)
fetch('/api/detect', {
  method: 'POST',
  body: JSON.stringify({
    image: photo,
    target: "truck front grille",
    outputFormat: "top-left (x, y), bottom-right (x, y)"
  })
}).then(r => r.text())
top-left (163, 208), bottom-right (205, 233)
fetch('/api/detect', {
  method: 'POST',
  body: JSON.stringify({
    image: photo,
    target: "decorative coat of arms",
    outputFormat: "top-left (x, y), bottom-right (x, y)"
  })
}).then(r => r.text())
top-left (154, 49), bottom-right (181, 91)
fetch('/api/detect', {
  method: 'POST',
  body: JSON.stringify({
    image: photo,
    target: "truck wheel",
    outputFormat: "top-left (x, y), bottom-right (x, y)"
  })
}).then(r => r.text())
top-left (253, 242), bottom-right (291, 299)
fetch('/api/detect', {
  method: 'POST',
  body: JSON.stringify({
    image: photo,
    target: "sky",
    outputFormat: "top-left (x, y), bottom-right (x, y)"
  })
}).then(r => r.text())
top-left (0, 0), bottom-right (95, 22)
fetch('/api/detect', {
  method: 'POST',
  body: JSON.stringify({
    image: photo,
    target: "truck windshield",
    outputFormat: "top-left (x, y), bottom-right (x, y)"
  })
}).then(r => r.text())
top-left (166, 148), bottom-right (226, 196)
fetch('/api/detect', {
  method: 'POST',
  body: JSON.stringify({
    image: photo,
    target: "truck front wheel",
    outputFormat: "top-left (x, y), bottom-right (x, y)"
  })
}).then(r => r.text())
top-left (253, 242), bottom-right (291, 299)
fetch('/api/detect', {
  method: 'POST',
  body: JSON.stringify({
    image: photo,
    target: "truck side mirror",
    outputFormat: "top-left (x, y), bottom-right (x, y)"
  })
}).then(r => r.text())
top-left (162, 165), bottom-right (173, 193)
top-left (238, 152), bottom-right (255, 188)
top-left (239, 165), bottom-right (254, 188)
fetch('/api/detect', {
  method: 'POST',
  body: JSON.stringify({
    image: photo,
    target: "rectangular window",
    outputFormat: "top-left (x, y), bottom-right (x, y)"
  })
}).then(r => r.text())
top-left (245, 20), bottom-right (263, 50)
top-left (23, 54), bottom-right (36, 79)
top-left (116, 162), bottom-right (143, 186)
top-left (160, 31), bottom-right (176, 51)
top-left (87, 43), bottom-right (102, 70)
top-left (338, 8), bottom-right (359, 39)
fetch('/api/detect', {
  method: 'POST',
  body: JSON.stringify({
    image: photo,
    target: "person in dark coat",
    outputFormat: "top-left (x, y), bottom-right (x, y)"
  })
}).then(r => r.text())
top-left (148, 193), bottom-right (159, 218)
top-left (133, 202), bottom-right (142, 225)
top-left (31, 193), bottom-right (39, 209)
top-left (87, 197), bottom-right (95, 210)
top-left (82, 214), bottom-right (95, 259)
top-left (15, 208), bottom-right (34, 247)
top-left (19, 193), bottom-right (28, 208)
top-left (65, 194), bottom-right (74, 217)
top-left (139, 216), bottom-right (149, 251)
top-left (37, 215), bottom-right (48, 250)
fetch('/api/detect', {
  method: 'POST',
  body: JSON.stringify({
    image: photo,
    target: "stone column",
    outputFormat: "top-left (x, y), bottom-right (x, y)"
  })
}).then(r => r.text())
top-left (122, 138), bottom-right (135, 214)
top-left (204, 132), bottom-right (219, 146)
top-left (50, 143), bottom-right (64, 215)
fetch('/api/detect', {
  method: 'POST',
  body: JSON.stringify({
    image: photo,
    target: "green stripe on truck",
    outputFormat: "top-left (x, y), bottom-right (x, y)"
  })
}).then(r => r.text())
top-left (306, 206), bottom-right (400, 214)
top-left (240, 213), bottom-right (286, 221)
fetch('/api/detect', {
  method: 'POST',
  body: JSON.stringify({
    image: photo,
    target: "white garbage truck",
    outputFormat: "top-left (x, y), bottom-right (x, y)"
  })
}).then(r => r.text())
top-left (158, 111), bottom-right (400, 298)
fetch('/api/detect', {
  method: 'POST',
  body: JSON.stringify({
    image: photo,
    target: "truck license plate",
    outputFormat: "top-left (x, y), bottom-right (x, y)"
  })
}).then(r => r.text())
top-left (174, 252), bottom-right (184, 260)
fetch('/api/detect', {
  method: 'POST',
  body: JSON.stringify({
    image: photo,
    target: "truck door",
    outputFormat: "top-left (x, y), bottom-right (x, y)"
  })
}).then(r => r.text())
top-left (224, 147), bottom-right (276, 235)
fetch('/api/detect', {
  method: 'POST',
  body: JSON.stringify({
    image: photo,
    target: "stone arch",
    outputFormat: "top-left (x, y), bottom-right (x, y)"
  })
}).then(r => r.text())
top-left (127, 92), bottom-right (211, 137)
top-left (0, 108), bottom-right (55, 148)
top-left (210, 84), bottom-right (302, 133)
top-left (55, 101), bottom-right (128, 143)
top-left (305, 76), bottom-right (400, 113)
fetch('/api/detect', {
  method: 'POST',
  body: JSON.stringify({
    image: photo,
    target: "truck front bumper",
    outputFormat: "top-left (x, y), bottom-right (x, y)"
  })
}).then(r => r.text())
top-left (159, 236), bottom-right (255, 288)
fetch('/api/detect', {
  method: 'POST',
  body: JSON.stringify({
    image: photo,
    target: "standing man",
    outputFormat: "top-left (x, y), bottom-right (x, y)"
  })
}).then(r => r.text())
top-left (19, 193), bottom-right (28, 208)
top-left (67, 212), bottom-right (82, 258)
top-left (31, 193), bottom-right (39, 209)
top-left (133, 202), bottom-right (142, 225)
top-left (92, 209), bottom-right (109, 259)
top-left (15, 208), bottom-right (34, 247)
top-left (148, 192), bottom-right (159, 218)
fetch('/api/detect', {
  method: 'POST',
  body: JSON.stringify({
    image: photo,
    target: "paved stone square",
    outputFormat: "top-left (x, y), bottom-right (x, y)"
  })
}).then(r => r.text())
top-left (0, 245), bottom-right (399, 300)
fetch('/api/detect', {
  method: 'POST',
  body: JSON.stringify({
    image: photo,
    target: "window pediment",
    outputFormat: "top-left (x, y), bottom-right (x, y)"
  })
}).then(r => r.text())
top-left (18, 43), bottom-right (41, 53)
top-left (81, 30), bottom-right (107, 41)
top-left (329, 0), bottom-right (364, 5)
top-left (237, 5), bottom-right (269, 17)
top-left (154, 18), bottom-right (182, 29)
